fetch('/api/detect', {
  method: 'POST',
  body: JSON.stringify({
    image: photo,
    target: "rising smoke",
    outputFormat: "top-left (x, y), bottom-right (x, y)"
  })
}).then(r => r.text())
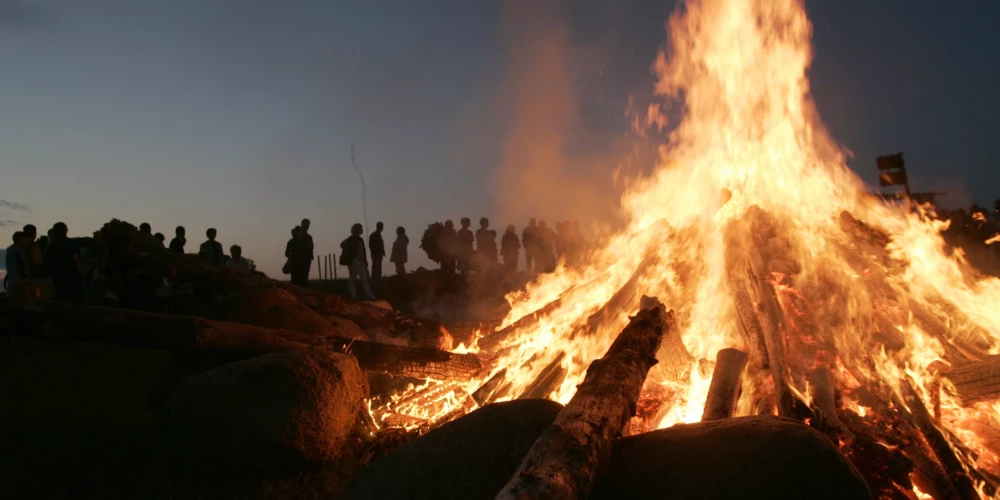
top-left (491, 0), bottom-right (649, 233)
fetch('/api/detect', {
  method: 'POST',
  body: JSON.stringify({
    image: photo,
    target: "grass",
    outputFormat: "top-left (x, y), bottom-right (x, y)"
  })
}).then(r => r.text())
top-left (0, 336), bottom-right (376, 499)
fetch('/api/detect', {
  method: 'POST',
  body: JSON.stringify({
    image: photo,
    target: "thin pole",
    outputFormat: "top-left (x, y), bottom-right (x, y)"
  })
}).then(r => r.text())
top-left (333, 254), bottom-right (338, 279)
top-left (351, 145), bottom-right (369, 232)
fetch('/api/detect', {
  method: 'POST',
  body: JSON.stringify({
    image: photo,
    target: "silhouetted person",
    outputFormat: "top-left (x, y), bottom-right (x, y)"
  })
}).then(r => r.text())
top-left (538, 220), bottom-right (556, 272)
top-left (154, 233), bottom-right (165, 245)
top-left (476, 217), bottom-right (498, 270)
top-left (340, 223), bottom-right (376, 300)
top-left (22, 224), bottom-right (42, 275)
top-left (4, 232), bottom-right (32, 293)
top-left (169, 226), bottom-right (186, 253)
top-left (300, 218), bottom-right (315, 280)
top-left (225, 245), bottom-right (251, 272)
top-left (523, 218), bottom-right (539, 273)
top-left (457, 218), bottom-right (475, 274)
top-left (501, 224), bottom-right (521, 273)
top-left (554, 221), bottom-right (567, 259)
top-left (199, 228), bottom-right (224, 267)
top-left (391, 226), bottom-right (409, 276)
top-left (286, 226), bottom-right (311, 286)
top-left (36, 235), bottom-right (49, 263)
top-left (45, 222), bottom-right (84, 303)
top-left (138, 222), bottom-right (161, 247)
top-left (370, 221), bottom-right (386, 283)
top-left (441, 220), bottom-right (458, 273)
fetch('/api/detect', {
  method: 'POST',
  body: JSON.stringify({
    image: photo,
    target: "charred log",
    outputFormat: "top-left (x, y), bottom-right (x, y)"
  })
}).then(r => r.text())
top-left (727, 207), bottom-right (796, 418)
top-left (807, 367), bottom-right (854, 441)
top-left (941, 355), bottom-right (1000, 406)
top-left (495, 297), bottom-right (673, 500)
top-left (518, 353), bottom-right (567, 400)
top-left (900, 378), bottom-right (979, 500)
top-left (581, 254), bottom-right (659, 337)
top-left (702, 348), bottom-right (748, 421)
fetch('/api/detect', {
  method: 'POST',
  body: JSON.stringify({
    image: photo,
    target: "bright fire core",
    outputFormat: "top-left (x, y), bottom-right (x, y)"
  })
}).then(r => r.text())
top-left (375, 0), bottom-right (1000, 493)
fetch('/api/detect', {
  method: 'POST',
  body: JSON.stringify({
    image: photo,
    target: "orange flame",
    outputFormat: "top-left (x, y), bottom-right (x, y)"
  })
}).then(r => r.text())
top-left (373, 0), bottom-right (1000, 491)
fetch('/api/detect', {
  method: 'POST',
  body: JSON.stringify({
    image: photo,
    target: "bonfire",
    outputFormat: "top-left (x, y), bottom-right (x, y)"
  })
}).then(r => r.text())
top-left (372, 0), bottom-right (1000, 498)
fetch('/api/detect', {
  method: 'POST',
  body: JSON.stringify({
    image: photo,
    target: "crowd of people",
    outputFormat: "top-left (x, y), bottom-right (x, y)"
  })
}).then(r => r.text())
top-left (937, 200), bottom-right (1000, 269)
top-left (6, 199), bottom-right (999, 308)
top-left (277, 216), bottom-right (588, 301)
top-left (2, 220), bottom-right (254, 306)
top-left (2, 215), bottom-right (592, 304)
top-left (425, 217), bottom-right (587, 276)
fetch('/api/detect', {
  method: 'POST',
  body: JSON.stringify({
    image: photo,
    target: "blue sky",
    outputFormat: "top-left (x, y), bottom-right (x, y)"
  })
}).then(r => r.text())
top-left (1, 0), bottom-right (998, 276)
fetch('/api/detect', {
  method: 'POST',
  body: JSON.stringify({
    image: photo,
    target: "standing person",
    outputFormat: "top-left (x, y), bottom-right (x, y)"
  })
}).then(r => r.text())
top-left (154, 233), bottom-right (166, 245)
top-left (225, 245), bottom-right (251, 272)
top-left (501, 224), bottom-right (521, 273)
top-left (441, 220), bottom-right (458, 273)
top-left (476, 217), bottom-right (498, 269)
top-left (286, 226), bottom-right (310, 286)
top-left (538, 220), bottom-right (556, 272)
top-left (22, 224), bottom-right (42, 275)
top-left (300, 219), bottom-right (315, 280)
top-left (390, 226), bottom-right (409, 276)
top-left (139, 223), bottom-right (162, 247)
top-left (199, 228), bottom-right (224, 267)
top-left (369, 221), bottom-right (386, 283)
top-left (169, 226), bottom-right (186, 253)
top-left (456, 218), bottom-right (475, 274)
top-left (4, 232), bottom-right (31, 294)
top-left (522, 218), bottom-right (538, 273)
top-left (45, 222), bottom-right (84, 303)
top-left (340, 223), bottom-right (376, 300)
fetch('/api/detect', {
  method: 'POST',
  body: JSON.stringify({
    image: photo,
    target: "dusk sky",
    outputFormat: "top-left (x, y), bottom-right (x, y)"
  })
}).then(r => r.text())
top-left (2, 0), bottom-right (998, 276)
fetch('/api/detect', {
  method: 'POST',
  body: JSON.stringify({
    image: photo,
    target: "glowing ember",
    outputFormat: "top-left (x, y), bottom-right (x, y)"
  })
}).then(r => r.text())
top-left (373, 0), bottom-right (1000, 494)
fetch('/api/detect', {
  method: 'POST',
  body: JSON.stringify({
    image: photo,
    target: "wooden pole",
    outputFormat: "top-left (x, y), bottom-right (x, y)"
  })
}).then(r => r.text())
top-left (702, 348), bottom-right (748, 421)
top-left (333, 254), bottom-right (338, 279)
top-left (495, 297), bottom-right (673, 500)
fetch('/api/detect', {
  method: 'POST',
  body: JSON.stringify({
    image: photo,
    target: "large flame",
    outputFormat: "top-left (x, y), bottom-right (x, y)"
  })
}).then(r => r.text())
top-left (373, 0), bottom-right (1000, 492)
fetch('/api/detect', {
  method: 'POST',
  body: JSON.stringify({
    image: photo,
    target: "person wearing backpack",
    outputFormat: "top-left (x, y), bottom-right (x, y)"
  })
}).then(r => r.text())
top-left (340, 223), bottom-right (376, 300)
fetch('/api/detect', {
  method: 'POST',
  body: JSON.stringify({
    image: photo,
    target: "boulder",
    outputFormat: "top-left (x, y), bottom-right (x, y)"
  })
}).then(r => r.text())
top-left (593, 416), bottom-right (871, 500)
top-left (164, 350), bottom-right (367, 473)
top-left (217, 288), bottom-right (365, 339)
top-left (343, 399), bottom-right (563, 500)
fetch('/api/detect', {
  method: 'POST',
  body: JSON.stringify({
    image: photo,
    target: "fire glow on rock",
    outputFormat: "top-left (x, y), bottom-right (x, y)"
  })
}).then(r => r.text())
top-left (372, 0), bottom-right (1000, 493)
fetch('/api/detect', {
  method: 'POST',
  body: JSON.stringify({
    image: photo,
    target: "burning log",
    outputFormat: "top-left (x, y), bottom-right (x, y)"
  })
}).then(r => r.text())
top-left (477, 295), bottom-right (566, 354)
top-left (518, 353), bottom-right (568, 400)
top-left (329, 337), bottom-right (483, 380)
top-left (495, 297), bottom-right (674, 500)
top-left (702, 348), bottom-right (748, 421)
top-left (481, 220), bottom-right (674, 356)
top-left (941, 355), bottom-right (1000, 405)
top-left (806, 367), bottom-right (854, 441)
top-left (726, 207), bottom-right (797, 418)
top-left (0, 299), bottom-right (482, 380)
top-left (582, 254), bottom-right (659, 337)
top-left (899, 378), bottom-right (979, 499)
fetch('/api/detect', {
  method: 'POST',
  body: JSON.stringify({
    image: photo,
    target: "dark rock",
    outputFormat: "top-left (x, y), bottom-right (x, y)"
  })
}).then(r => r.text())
top-left (164, 350), bottom-right (367, 473)
top-left (343, 399), bottom-right (562, 500)
top-left (594, 415), bottom-right (871, 500)
top-left (217, 287), bottom-right (365, 339)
